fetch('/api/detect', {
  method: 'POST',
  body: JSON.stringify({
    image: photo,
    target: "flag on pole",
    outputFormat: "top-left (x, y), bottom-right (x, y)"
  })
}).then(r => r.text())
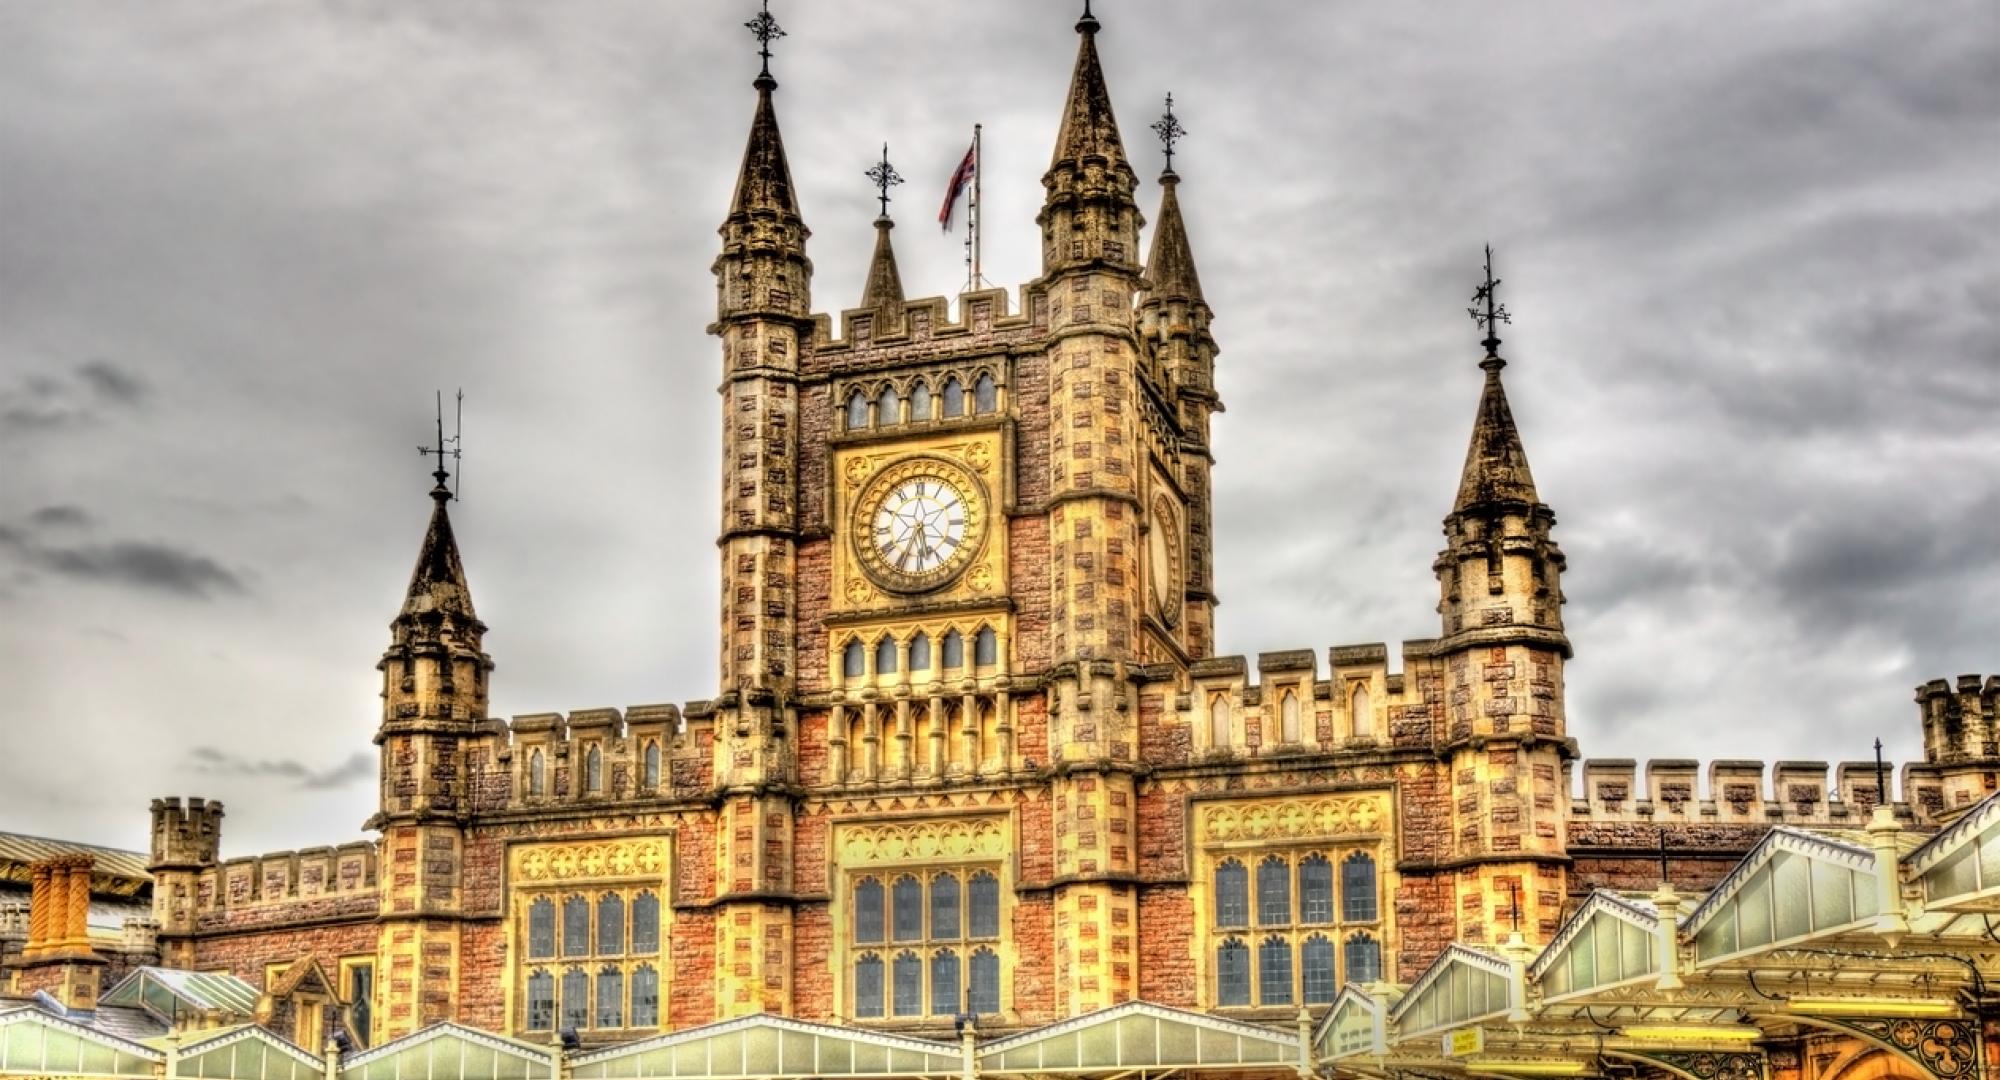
top-left (939, 141), bottom-right (976, 231)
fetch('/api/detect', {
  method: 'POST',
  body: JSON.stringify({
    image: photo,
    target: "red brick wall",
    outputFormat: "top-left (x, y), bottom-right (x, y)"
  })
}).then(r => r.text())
top-left (191, 919), bottom-right (376, 987)
top-left (1136, 786), bottom-right (1188, 879)
top-left (1011, 893), bottom-right (1056, 1023)
top-left (796, 709), bottom-right (829, 787)
top-left (1136, 885), bottom-right (1195, 1007)
top-left (456, 920), bottom-right (507, 1030)
top-left (792, 903), bottom-right (832, 1020)
top-left (668, 909), bottom-right (715, 1028)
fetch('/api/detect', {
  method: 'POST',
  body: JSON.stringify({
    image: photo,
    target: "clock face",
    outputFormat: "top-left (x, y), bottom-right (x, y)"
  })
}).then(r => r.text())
top-left (1148, 496), bottom-right (1182, 627)
top-left (853, 457), bottom-right (987, 593)
top-left (873, 477), bottom-right (967, 574)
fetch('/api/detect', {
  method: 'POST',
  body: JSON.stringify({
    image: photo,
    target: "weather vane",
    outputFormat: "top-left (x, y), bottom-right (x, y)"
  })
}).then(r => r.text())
top-left (1151, 93), bottom-right (1186, 174)
top-left (417, 389), bottom-right (464, 501)
top-left (1468, 244), bottom-right (1511, 361)
top-left (865, 143), bottom-right (904, 219)
top-left (745, 0), bottom-right (785, 81)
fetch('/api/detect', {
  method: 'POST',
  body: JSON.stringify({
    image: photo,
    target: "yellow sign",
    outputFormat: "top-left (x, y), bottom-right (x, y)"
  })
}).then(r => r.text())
top-left (1444, 1027), bottom-right (1485, 1057)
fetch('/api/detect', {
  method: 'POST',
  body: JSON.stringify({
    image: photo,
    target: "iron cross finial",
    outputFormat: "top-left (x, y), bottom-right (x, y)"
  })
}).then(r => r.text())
top-left (416, 389), bottom-right (464, 503)
top-left (1151, 93), bottom-right (1186, 175)
top-left (746, 1), bottom-right (785, 82)
top-left (865, 143), bottom-right (904, 219)
top-left (1468, 244), bottom-right (1512, 367)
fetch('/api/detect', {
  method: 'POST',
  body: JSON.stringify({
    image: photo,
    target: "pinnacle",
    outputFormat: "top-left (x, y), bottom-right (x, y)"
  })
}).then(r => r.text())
top-left (728, 82), bottom-right (799, 220)
top-left (1451, 362), bottom-right (1541, 516)
top-left (401, 495), bottom-right (478, 625)
top-left (1048, 13), bottom-right (1129, 174)
top-left (1142, 172), bottom-right (1204, 305)
top-left (860, 216), bottom-right (905, 312)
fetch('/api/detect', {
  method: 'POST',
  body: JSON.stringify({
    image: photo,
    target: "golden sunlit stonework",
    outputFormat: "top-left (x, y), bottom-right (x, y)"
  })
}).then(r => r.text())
top-left (3, 8), bottom-right (1997, 1080)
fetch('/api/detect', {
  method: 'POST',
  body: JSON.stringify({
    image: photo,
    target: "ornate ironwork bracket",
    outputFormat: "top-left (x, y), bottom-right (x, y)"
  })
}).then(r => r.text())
top-left (1623, 1049), bottom-right (1766, 1080)
top-left (1817, 1017), bottom-right (1982, 1080)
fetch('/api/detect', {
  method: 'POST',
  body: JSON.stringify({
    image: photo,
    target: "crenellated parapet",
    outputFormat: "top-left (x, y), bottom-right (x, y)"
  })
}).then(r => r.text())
top-left (813, 285), bottom-right (1048, 363)
top-left (1917, 674), bottom-right (2000, 818)
top-left (191, 842), bottom-right (378, 920)
top-left (450, 702), bottom-right (718, 811)
top-left (1566, 756), bottom-right (1945, 827)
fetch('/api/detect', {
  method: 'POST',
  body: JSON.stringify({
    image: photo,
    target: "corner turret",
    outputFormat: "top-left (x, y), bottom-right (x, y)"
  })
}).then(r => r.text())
top-left (1917, 675), bottom-right (2000, 819)
top-left (1431, 249), bottom-right (1572, 949)
top-left (1036, 5), bottom-right (1141, 281)
top-left (147, 796), bottom-right (224, 967)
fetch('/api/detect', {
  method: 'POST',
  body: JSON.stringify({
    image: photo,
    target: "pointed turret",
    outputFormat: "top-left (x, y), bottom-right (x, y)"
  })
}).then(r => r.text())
top-left (1049, 6), bottom-right (1130, 175)
top-left (728, 75), bottom-right (799, 221)
top-left (400, 480), bottom-right (478, 626)
top-left (1037, 5), bottom-right (1140, 277)
top-left (1141, 171), bottom-right (1203, 306)
top-left (713, 48), bottom-right (812, 326)
top-left (860, 216), bottom-right (904, 313)
top-left (1451, 355), bottom-right (1541, 516)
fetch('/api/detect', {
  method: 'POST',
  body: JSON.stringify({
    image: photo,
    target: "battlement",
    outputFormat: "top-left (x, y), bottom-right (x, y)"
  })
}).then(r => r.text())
top-left (1151, 641), bottom-right (1449, 759)
top-left (454, 701), bottom-right (717, 811)
top-left (812, 285), bottom-right (1047, 355)
top-left (200, 841), bottom-right (377, 912)
top-left (1565, 757), bottom-right (1949, 826)
top-left (148, 796), bottom-right (225, 870)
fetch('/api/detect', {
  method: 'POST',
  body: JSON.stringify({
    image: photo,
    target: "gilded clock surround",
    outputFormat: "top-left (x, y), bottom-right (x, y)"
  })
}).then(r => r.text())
top-left (831, 431), bottom-right (1009, 617)
top-left (851, 455), bottom-right (987, 595)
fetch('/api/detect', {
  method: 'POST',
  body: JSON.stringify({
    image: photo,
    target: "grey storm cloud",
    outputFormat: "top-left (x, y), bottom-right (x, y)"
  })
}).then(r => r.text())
top-left (0, 0), bottom-right (1993, 854)
top-left (0, 360), bottom-right (149, 433)
top-left (185, 748), bottom-right (375, 791)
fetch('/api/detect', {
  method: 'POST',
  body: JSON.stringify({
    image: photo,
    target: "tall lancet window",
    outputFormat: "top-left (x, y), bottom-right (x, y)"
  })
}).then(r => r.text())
top-left (528, 749), bottom-right (546, 797)
top-left (1350, 685), bottom-right (1373, 739)
top-left (909, 382), bottom-right (932, 421)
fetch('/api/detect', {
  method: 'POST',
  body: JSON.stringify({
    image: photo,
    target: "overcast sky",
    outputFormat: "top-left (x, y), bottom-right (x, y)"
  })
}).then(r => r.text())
top-left (2, 1), bottom-right (1995, 857)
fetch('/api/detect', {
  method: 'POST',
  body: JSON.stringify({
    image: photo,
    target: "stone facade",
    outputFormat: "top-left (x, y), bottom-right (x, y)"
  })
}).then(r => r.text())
top-left (5, 4), bottom-right (1977, 1061)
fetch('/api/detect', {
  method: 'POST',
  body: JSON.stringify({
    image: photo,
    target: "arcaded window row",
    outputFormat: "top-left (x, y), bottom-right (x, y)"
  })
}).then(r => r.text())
top-left (523, 739), bottom-right (665, 799)
top-left (844, 372), bottom-right (999, 432)
top-left (839, 626), bottom-right (998, 682)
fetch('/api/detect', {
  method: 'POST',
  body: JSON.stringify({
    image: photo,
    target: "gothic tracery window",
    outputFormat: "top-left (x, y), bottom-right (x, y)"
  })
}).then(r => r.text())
top-left (973, 373), bottom-right (997, 413)
top-left (1209, 847), bottom-right (1383, 1008)
top-left (848, 864), bottom-right (1002, 1020)
top-left (910, 381), bottom-right (932, 421)
top-left (847, 391), bottom-right (871, 431)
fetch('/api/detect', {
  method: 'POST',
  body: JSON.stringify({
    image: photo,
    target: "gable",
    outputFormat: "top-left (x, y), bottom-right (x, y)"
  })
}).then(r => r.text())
top-left (1907, 791), bottom-right (2000, 910)
top-left (1530, 891), bottom-right (1659, 1000)
top-left (1682, 829), bottom-right (1878, 964)
top-left (1314, 986), bottom-right (1387, 1061)
top-left (0, 1006), bottom-right (162, 1078)
top-left (1389, 944), bottom-right (1516, 1037)
top-left (570, 1014), bottom-right (959, 1080)
top-left (340, 1022), bottom-right (556, 1080)
top-left (176, 1025), bottom-right (324, 1080)
top-left (100, 966), bottom-right (261, 1020)
top-left (980, 1001), bottom-right (1296, 1074)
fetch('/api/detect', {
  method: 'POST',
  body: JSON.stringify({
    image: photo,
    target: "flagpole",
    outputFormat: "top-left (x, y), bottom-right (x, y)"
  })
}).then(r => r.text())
top-left (971, 122), bottom-right (983, 290)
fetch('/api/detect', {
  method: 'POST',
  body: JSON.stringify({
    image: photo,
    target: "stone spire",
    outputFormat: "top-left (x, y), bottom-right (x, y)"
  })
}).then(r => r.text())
top-left (860, 216), bottom-right (904, 313)
top-left (1049, 5), bottom-right (1130, 174)
top-left (400, 480), bottom-right (478, 627)
top-left (1451, 356), bottom-right (1542, 517)
top-left (728, 77), bottom-right (799, 222)
top-left (1141, 170), bottom-right (1203, 305)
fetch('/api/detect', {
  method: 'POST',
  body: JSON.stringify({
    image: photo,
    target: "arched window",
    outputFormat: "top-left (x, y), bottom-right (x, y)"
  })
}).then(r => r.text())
top-left (1215, 859), bottom-right (1249, 927)
top-left (847, 391), bottom-right (871, 431)
top-left (585, 744), bottom-right (603, 794)
top-left (1299, 855), bottom-right (1334, 924)
top-left (909, 381), bottom-right (932, 421)
top-left (968, 871), bottom-right (1000, 938)
top-left (876, 636), bottom-right (899, 676)
top-left (891, 875), bottom-right (923, 941)
top-left (525, 969), bottom-right (555, 1031)
top-left (891, 950), bottom-right (923, 1016)
top-left (631, 892), bottom-right (660, 954)
top-left (941, 377), bottom-right (964, 417)
top-left (973, 626), bottom-right (997, 666)
top-left (1216, 938), bottom-right (1250, 1006)
top-left (528, 749), bottom-right (546, 797)
top-left (1259, 935), bottom-right (1293, 1005)
top-left (1210, 695), bottom-right (1231, 749)
top-left (1344, 932), bottom-right (1383, 984)
top-left (1350, 684), bottom-right (1374, 738)
top-left (909, 632), bottom-right (932, 672)
top-left (1257, 856), bottom-right (1291, 925)
top-left (843, 639), bottom-right (866, 679)
top-left (854, 878), bottom-right (885, 944)
top-left (930, 873), bottom-right (961, 938)
top-left (1281, 690), bottom-right (1302, 743)
top-left (528, 897), bottom-right (556, 959)
top-left (941, 629), bottom-right (965, 668)
top-left (597, 893), bottom-right (624, 954)
top-left (1342, 852), bottom-right (1379, 922)
top-left (877, 384), bottom-right (901, 425)
top-left (630, 964), bottom-right (659, 1027)
top-left (561, 967), bottom-right (590, 1031)
top-left (563, 895), bottom-right (590, 957)
top-left (973, 373), bottom-right (998, 413)
top-left (855, 953), bottom-right (885, 1018)
top-left (968, 947), bottom-right (1000, 1014)
top-left (642, 741), bottom-right (661, 789)
top-left (1302, 934), bottom-right (1336, 1003)
top-left (596, 965), bottom-right (624, 1028)
top-left (930, 949), bottom-right (961, 1016)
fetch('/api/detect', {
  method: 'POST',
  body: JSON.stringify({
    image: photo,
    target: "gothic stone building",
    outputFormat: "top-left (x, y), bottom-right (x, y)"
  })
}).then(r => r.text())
top-left (4, 9), bottom-right (1997, 1080)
